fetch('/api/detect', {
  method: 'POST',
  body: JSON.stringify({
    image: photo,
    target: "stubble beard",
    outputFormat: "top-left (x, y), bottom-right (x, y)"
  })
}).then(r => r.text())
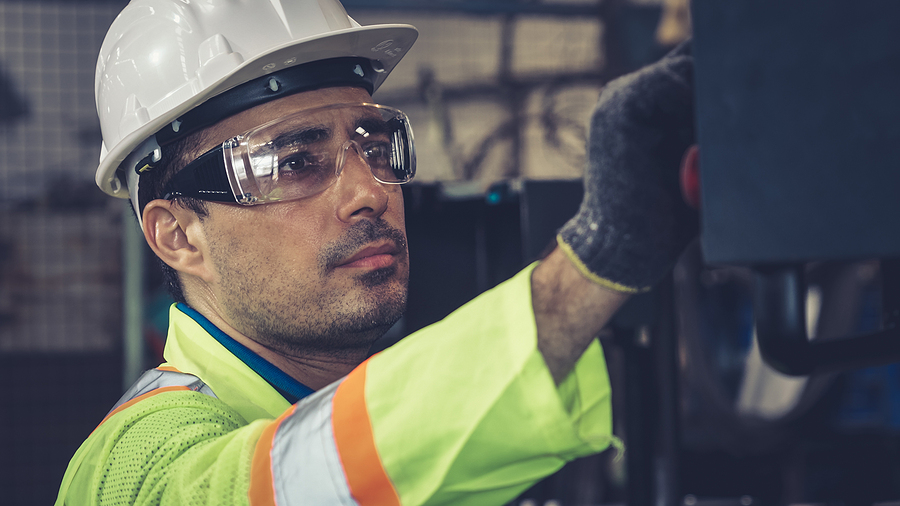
top-left (213, 219), bottom-right (409, 361)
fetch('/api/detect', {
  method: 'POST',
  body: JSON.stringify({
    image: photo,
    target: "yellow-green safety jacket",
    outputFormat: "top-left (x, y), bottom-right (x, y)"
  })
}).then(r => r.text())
top-left (56, 264), bottom-right (618, 505)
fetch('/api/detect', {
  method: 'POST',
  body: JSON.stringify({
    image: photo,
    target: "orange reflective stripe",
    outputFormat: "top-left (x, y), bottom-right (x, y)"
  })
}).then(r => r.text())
top-left (249, 405), bottom-right (296, 506)
top-left (332, 361), bottom-right (400, 506)
top-left (156, 365), bottom-right (182, 373)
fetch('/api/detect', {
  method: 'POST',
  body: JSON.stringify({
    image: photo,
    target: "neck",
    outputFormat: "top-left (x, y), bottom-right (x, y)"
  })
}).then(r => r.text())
top-left (239, 337), bottom-right (370, 390)
top-left (184, 299), bottom-right (371, 391)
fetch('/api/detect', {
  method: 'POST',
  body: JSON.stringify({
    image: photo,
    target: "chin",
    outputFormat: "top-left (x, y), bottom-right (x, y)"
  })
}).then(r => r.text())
top-left (356, 263), bottom-right (405, 288)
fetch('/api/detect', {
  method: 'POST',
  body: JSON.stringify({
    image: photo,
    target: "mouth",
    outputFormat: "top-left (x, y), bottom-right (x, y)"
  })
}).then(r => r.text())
top-left (334, 242), bottom-right (400, 270)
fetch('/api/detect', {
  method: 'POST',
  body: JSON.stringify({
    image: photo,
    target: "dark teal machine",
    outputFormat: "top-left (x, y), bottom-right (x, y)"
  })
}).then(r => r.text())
top-left (693, 0), bottom-right (900, 376)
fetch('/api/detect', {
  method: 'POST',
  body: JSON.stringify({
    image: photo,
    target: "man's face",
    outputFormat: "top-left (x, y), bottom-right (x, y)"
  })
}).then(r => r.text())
top-left (188, 87), bottom-right (409, 358)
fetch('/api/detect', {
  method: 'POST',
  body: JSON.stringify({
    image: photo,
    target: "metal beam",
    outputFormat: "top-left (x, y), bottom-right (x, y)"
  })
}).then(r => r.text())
top-left (344, 0), bottom-right (602, 16)
top-left (122, 203), bottom-right (145, 391)
top-left (47, 0), bottom-right (602, 15)
top-left (375, 70), bottom-right (610, 106)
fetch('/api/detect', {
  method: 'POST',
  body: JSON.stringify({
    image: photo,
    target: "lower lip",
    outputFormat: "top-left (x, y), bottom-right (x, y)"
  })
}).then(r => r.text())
top-left (339, 253), bottom-right (395, 270)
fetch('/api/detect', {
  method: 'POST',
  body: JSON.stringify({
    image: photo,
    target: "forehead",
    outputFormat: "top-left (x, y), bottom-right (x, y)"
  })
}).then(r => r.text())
top-left (196, 86), bottom-right (372, 153)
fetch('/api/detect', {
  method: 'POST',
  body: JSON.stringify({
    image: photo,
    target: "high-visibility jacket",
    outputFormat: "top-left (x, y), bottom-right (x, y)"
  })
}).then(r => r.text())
top-left (56, 264), bottom-right (618, 505)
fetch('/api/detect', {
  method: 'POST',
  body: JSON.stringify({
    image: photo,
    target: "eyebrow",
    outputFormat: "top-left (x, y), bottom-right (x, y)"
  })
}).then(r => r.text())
top-left (266, 114), bottom-right (391, 148)
top-left (352, 115), bottom-right (391, 137)
top-left (270, 125), bottom-right (331, 149)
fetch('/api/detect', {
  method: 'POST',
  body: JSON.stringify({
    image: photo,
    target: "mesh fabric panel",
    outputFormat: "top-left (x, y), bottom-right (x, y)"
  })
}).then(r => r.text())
top-left (63, 390), bottom-right (271, 505)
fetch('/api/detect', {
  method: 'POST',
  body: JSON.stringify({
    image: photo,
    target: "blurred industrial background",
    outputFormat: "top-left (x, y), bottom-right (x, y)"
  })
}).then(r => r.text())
top-left (1, 0), bottom-right (899, 505)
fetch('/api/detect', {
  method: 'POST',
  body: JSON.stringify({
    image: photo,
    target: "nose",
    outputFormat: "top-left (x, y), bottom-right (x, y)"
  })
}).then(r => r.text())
top-left (334, 142), bottom-right (390, 222)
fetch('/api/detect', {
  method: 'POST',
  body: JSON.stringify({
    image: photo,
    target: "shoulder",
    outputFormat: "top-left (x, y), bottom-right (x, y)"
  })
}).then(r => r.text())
top-left (57, 370), bottom-right (262, 504)
top-left (99, 367), bottom-right (247, 432)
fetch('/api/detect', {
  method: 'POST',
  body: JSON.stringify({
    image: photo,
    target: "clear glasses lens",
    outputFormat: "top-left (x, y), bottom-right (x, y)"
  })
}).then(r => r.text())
top-left (233, 103), bottom-right (414, 203)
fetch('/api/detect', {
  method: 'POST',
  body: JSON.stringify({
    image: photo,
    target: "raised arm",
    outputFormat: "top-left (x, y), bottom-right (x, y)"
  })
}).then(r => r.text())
top-left (534, 42), bottom-right (697, 384)
top-left (533, 247), bottom-right (629, 384)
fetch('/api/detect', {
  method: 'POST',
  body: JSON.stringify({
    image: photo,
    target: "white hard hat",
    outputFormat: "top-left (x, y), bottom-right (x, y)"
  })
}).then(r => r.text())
top-left (95, 0), bottom-right (418, 204)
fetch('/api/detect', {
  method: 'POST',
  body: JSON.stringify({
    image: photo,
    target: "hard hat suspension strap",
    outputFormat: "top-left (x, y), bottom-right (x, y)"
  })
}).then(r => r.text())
top-left (154, 57), bottom-right (380, 148)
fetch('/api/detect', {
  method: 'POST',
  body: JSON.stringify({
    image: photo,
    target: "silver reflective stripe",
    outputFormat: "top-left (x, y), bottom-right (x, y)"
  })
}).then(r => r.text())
top-left (270, 379), bottom-right (357, 506)
top-left (106, 368), bottom-right (217, 416)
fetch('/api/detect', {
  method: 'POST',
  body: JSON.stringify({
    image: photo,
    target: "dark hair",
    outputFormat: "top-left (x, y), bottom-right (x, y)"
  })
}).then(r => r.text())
top-left (135, 132), bottom-right (211, 304)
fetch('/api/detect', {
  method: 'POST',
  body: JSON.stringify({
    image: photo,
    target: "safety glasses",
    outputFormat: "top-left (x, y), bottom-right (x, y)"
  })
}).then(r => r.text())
top-left (161, 103), bottom-right (415, 205)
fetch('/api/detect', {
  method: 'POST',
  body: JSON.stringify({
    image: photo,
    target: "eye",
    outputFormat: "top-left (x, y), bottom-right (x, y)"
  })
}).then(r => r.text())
top-left (278, 152), bottom-right (326, 173)
top-left (363, 142), bottom-right (392, 165)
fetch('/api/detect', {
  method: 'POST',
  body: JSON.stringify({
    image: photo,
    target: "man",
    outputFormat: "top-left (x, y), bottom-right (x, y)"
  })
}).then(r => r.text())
top-left (57, 0), bottom-right (694, 504)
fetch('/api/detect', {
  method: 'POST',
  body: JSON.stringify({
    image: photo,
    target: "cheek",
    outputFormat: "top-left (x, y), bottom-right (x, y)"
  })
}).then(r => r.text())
top-left (385, 186), bottom-right (406, 226)
top-left (265, 207), bottom-right (330, 261)
top-left (218, 204), bottom-right (329, 266)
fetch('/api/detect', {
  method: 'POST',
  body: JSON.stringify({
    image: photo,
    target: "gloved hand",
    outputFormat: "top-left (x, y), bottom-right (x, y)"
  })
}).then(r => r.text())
top-left (557, 41), bottom-right (697, 293)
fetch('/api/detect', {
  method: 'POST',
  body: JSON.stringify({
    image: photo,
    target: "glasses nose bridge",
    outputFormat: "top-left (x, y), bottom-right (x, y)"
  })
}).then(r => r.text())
top-left (334, 139), bottom-right (373, 179)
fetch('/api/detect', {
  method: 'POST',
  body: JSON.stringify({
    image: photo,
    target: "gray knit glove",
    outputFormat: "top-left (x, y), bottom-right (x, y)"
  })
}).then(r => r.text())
top-left (557, 42), bottom-right (696, 293)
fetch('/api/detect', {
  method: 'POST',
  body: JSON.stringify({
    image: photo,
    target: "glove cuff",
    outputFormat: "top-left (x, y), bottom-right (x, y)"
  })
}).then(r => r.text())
top-left (556, 233), bottom-right (651, 294)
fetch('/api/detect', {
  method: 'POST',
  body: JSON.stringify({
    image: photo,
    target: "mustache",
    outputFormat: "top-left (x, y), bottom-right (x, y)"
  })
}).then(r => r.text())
top-left (318, 219), bottom-right (408, 271)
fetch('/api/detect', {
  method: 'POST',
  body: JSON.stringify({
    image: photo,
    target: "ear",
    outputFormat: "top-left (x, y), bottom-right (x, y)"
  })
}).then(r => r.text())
top-left (679, 144), bottom-right (701, 210)
top-left (142, 200), bottom-right (215, 283)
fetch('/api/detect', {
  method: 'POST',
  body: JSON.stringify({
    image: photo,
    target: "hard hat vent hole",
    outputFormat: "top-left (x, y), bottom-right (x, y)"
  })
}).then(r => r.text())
top-left (268, 78), bottom-right (281, 92)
